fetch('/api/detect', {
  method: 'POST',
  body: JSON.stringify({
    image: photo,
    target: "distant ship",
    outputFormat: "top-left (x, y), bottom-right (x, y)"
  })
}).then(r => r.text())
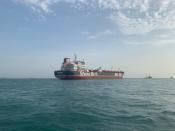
top-left (54, 56), bottom-right (124, 80)
top-left (170, 76), bottom-right (174, 79)
top-left (144, 75), bottom-right (152, 79)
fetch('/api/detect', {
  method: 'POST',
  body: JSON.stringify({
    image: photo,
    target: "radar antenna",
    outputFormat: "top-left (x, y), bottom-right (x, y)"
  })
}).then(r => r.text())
top-left (74, 54), bottom-right (77, 62)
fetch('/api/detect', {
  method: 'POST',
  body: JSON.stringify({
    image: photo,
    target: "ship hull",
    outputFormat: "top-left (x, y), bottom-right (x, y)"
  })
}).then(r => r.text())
top-left (54, 71), bottom-right (123, 80)
top-left (56, 76), bottom-right (123, 80)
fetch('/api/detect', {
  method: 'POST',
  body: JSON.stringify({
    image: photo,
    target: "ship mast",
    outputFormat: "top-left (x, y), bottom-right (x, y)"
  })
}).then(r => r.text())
top-left (74, 54), bottom-right (77, 62)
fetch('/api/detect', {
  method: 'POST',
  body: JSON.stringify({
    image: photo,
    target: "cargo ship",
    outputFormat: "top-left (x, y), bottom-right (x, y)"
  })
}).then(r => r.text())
top-left (54, 56), bottom-right (124, 80)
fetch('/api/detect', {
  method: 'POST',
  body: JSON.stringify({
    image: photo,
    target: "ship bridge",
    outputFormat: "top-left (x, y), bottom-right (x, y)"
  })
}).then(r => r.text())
top-left (61, 58), bottom-right (85, 71)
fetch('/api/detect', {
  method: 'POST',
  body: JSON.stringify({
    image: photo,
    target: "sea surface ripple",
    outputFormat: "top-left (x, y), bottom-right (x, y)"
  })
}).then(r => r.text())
top-left (0, 79), bottom-right (175, 131)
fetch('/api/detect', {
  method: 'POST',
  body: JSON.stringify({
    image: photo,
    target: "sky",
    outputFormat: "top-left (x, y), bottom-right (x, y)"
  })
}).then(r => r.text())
top-left (0, 0), bottom-right (175, 78)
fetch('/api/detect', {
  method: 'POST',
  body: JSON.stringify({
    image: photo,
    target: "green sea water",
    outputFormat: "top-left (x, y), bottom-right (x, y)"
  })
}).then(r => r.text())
top-left (0, 79), bottom-right (175, 131)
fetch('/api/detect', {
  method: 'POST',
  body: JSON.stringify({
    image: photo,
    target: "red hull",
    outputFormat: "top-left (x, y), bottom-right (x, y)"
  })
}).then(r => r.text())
top-left (56, 75), bottom-right (123, 80)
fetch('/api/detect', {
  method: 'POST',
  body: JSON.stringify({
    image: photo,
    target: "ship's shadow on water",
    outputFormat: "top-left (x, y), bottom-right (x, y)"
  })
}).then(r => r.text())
top-left (0, 79), bottom-right (175, 131)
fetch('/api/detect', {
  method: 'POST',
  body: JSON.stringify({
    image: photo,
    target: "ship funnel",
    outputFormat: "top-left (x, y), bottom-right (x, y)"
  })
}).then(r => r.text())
top-left (64, 58), bottom-right (70, 63)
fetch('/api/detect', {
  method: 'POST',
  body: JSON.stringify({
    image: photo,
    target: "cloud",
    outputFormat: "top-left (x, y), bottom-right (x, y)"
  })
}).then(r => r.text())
top-left (123, 30), bottom-right (175, 45)
top-left (124, 39), bottom-right (175, 45)
top-left (13, 0), bottom-right (59, 13)
top-left (109, 0), bottom-right (175, 34)
top-left (12, 0), bottom-right (90, 13)
top-left (87, 30), bottom-right (115, 39)
top-left (12, 0), bottom-right (175, 34)
top-left (110, 11), bottom-right (156, 34)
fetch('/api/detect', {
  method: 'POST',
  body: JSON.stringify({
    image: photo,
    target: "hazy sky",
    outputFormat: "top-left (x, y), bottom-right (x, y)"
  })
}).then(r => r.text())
top-left (0, 0), bottom-right (175, 78)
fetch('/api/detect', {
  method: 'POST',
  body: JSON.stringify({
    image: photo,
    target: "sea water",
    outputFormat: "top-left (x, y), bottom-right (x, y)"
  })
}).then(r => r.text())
top-left (0, 79), bottom-right (175, 131)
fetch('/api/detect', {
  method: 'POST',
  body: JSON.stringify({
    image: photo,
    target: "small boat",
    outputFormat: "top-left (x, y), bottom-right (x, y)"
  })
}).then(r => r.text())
top-left (144, 75), bottom-right (152, 79)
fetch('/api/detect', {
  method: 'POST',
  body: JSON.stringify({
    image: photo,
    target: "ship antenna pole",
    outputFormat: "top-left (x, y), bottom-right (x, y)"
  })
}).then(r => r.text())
top-left (74, 54), bottom-right (77, 62)
top-left (111, 66), bottom-right (113, 71)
